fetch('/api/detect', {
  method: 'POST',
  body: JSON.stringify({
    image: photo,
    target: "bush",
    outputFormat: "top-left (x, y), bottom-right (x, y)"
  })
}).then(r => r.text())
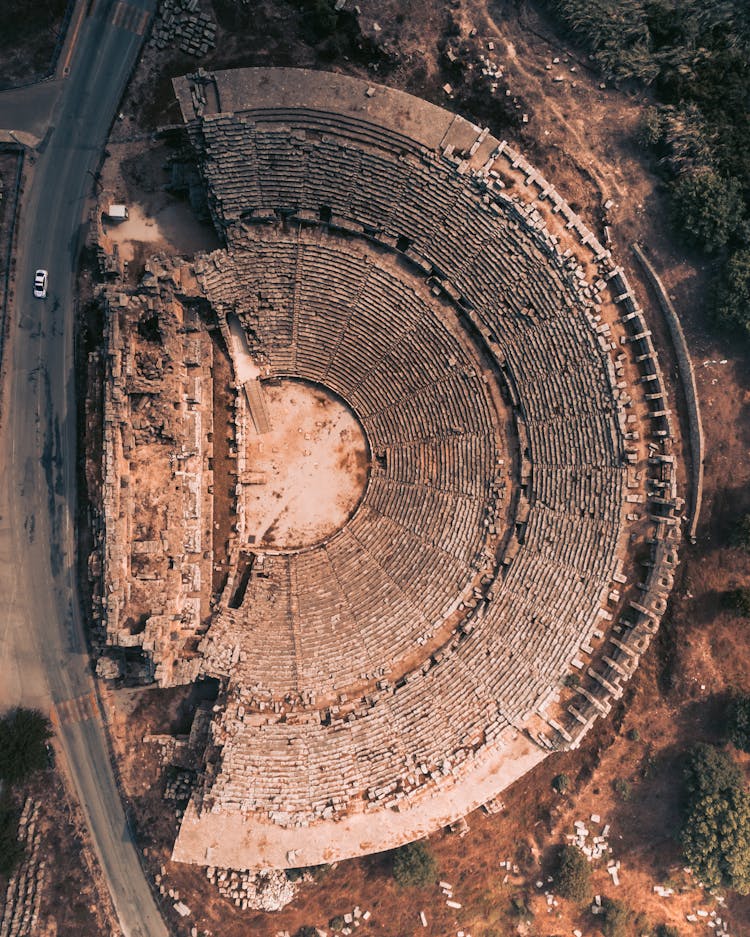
top-left (730, 513), bottom-right (750, 550)
top-left (0, 708), bottom-right (52, 785)
top-left (391, 840), bottom-right (437, 887)
top-left (715, 249), bottom-right (750, 334)
top-left (637, 106), bottom-right (664, 148)
top-left (554, 844), bottom-right (591, 902)
top-left (656, 925), bottom-right (681, 937)
top-left (0, 795), bottom-right (24, 878)
top-left (599, 898), bottom-right (631, 937)
top-left (302, 0), bottom-right (338, 39)
top-left (509, 893), bottom-right (532, 918)
top-left (295, 928), bottom-right (318, 937)
top-left (329, 916), bottom-right (345, 931)
top-left (681, 744), bottom-right (750, 894)
top-left (613, 777), bottom-right (632, 801)
top-left (725, 693), bottom-right (750, 752)
top-left (669, 168), bottom-right (744, 253)
top-left (724, 588), bottom-right (750, 617)
top-left (626, 727), bottom-right (641, 742)
top-left (552, 773), bottom-right (570, 793)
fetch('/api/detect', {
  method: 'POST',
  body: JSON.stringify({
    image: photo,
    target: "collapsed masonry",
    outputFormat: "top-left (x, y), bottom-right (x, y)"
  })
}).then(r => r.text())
top-left (90, 68), bottom-right (683, 870)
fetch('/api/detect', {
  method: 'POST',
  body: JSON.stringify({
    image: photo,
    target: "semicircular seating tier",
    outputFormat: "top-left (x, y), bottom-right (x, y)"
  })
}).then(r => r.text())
top-left (162, 68), bottom-right (665, 869)
top-left (196, 238), bottom-right (502, 698)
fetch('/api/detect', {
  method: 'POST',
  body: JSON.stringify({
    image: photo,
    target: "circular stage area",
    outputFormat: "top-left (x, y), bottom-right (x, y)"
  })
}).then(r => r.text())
top-left (243, 380), bottom-right (369, 551)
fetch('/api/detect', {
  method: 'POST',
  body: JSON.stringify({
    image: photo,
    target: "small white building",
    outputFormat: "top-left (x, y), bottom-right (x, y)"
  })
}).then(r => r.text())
top-left (105, 203), bottom-right (129, 221)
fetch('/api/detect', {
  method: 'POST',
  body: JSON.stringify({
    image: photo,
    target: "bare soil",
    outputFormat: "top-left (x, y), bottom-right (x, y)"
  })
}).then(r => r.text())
top-left (0, 765), bottom-right (118, 937)
top-left (0, 0), bottom-right (68, 90)
top-left (99, 139), bottom-right (220, 265)
top-left (242, 381), bottom-right (369, 550)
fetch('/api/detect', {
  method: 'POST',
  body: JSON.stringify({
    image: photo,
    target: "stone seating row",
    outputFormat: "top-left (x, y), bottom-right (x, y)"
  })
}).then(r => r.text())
top-left (185, 106), bottom-right (632, 818)
top-left (383, 435), bottom-right (498, 499)
top-left (194, 121), bottom-right (620, 490)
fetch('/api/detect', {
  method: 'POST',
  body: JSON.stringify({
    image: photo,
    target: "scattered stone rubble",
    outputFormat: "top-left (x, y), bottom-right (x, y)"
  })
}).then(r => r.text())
top-left (150, 0), bottom-right (216, 57)
top-left (327, 905), bottom-right (374, 936)
top-left (566, 814), bottom-right (613, 863)
top-left (205, 867), bottom-right (297, 912)
top-left (0, 801), bottom-right (45, 937)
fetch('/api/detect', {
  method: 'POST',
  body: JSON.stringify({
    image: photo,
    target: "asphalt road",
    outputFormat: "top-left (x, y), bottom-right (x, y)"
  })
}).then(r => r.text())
top-left (0, 1), bottom-right (168, 935)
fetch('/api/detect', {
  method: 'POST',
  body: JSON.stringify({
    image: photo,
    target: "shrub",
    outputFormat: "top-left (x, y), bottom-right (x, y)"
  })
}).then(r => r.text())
top-left (715, 249), bottom-right (750, 334)
top-left (613, 777), bottom-right (632, 801)
top-left (552, 773), bottom-right (570, 793)
top-left (730, 512), bottom-right (750, 550)
top-left (0, 795), bottom-right (24, 878)
top-left (681, 744), bottom-right (750, 894)
top-left (0, 708), bottom-right (52, 785)
top-left (656, 925), bottom-right (681, 937)
top-left (302, 0), bottom-right (338, 39)
top-left (725, 692), bottom-right (750, 752)
top-left (391, 840), bottom-right (437, 887)
top-left (599, 898), bottom-right (631, 937)
top-left (669, 168), bottom-right (744, 253)
top-left (626, 727), bottom-right (641, 742)
top-left (637, 106), bottom-right (664, 148)
top-left (554, 844), bottom-right (591, 902)
top-left (724, 588), bottom-right (750, 617)
top-left (509, 893), bottom-right (532, 918)
top-left (295, 928), bottom-right (318, 937)
top-left (329, 916), bottom-right (345, 931)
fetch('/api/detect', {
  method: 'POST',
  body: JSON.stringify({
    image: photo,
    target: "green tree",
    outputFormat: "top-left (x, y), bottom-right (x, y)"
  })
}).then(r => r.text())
top-left (681, 744), bottom-right (750, 894)
top-left (554, 844), bottom-right (591, 902)
top-left (725, 693), bottom-right (750, 753)
top-left (613, 777), bottom-right (632, 801)
top-left (714, 249), bottom-right (750, 333)
top-left (669, 168), bottom-right (744, 253)
top-left (0, 708), bottom-right (52, 785)
top-left (392, 840), bottom-right (437, 887)
top-left (637, 107), bottom-right (663, 148)
top-left (724, 588), bottom-right (750, 617)
top-left (730, 513), bottom-right (750, 550)
top-left (0, 795), bottom-right (24, 878)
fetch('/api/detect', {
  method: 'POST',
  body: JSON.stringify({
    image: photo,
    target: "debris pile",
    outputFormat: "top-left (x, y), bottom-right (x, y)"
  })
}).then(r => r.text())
top-left (150, 0), bottom-right (216, 57)
top-left (163, 768), bottom-right (195, 804)
top-left (327, 905), bottom-right (373, 935)
top-left (0, 800), bottom-right (46, 937)
top-left (205, 867), bottom-right (297, 912)
top-left (566, 814), bottom-right (613, 862)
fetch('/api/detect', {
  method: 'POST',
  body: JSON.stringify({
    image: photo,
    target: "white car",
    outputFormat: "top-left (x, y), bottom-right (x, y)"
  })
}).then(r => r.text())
top-left (33, 269), bottom-right (48, 299)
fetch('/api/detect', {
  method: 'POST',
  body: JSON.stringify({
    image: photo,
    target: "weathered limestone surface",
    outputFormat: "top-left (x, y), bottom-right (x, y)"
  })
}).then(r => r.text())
top-left (97, 69), bottom-right (682, 870)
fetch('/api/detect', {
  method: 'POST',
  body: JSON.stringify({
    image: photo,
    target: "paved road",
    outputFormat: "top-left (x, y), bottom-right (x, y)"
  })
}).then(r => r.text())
top-left (0, 1), bottom-right (168, 935)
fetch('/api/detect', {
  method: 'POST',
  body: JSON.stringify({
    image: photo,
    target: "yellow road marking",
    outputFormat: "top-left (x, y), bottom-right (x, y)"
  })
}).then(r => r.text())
top-left (60, 0), bottom-right (88, 77)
